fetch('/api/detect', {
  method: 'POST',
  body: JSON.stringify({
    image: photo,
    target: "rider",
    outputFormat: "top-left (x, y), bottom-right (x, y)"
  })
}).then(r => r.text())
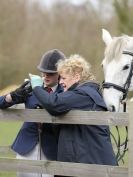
top-left (0, 49), bottom-right (66, 177)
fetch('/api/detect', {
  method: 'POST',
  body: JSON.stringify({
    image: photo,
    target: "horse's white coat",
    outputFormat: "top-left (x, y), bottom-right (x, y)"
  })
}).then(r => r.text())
top-left (102, 29), bottom-right (133, 112)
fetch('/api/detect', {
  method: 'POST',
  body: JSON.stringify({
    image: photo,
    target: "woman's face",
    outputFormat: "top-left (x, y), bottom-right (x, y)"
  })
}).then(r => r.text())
top-left (59, 71), bottom-right (80, 91)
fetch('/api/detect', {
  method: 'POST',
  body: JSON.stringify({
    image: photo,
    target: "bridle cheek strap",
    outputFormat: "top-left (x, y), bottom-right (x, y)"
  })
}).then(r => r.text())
top-left (102, 51), bottom-right (133, 101)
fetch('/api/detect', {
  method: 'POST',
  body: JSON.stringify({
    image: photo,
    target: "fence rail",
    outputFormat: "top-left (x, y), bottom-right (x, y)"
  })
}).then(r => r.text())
top-left (0, 102), bottom-right (133, 177)
top-left (0, 146), bottom-right (14, 154)
top-left (0, 108), bottom-right (129, 125)
top-left (0, 158), bottom-right (128, 177)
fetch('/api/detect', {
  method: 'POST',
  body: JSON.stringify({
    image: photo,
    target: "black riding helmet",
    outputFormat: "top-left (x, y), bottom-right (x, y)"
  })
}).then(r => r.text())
top-left (37, 49), bottom-right (66, 73)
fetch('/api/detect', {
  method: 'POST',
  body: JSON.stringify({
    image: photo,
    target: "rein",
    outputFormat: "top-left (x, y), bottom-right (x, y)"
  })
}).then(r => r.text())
top-left (102, 51), bottom-right (133, 164)
top-left (102, 51), bottom-right (133, 101)
top-left (113, 101), bottom-right (128, 163)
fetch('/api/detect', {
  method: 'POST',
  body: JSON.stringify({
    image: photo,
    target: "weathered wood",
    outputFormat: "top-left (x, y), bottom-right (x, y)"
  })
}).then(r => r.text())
top-left (0, 158), bottom-right (128, 177)
top-left (128, 102), bottom-right (133, 177)
top-left (0, 109), bottom-right (129, 126)
top-left (0, 146), bottom-right (15, 154)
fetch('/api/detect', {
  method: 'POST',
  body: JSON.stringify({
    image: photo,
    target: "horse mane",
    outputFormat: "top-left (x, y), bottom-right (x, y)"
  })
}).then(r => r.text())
top-left (105, 35), bottom-right (129, 63)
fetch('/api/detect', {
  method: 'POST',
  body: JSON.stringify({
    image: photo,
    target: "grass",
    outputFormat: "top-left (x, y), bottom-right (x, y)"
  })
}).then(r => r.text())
top-left (0, 121), bottom-right (22, 146)
top-left (110, 126), bottom-right (128, 166)
top-left (0, 122), bottom-right (128, 176)
top-left (0, 121), bottom-right (22, 177)
top-left (0, 172), bottom-right (16, 177)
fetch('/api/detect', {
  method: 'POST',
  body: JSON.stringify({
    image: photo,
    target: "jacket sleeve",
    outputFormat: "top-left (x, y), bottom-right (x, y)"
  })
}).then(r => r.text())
top-left (0, 96), bottom-right (15, 109)
top-left (33, 86), bottom-right (76, 115)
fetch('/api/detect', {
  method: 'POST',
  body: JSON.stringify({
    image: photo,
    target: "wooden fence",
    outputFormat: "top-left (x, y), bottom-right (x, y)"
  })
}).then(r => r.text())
top-left (0, 102), bottom-right (133, 177)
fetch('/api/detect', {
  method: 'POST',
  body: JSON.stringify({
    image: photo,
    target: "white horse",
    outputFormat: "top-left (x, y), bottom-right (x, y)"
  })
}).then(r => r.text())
top-left (102, 29), bottom-right (133, 112)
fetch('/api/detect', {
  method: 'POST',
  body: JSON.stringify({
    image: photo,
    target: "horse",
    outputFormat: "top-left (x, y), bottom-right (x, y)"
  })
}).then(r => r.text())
top-left (101, 29), bottom-right (133, 112)
top-left (101, 29), bottom-right (133, 163)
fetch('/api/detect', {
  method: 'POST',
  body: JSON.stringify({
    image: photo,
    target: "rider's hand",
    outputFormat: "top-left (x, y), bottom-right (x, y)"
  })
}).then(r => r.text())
top-left (10, 81), bottom-right (32, 103)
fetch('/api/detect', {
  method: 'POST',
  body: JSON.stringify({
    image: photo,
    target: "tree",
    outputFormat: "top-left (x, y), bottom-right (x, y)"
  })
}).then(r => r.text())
top-left (0, 0), bottom-right (28, 88)
top-left (113, 0), bottom-right (133, 34)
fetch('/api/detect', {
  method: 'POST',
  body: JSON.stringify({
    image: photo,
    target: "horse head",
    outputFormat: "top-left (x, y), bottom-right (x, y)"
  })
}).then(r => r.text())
top-left (102, 29), bottom-right (133, 112)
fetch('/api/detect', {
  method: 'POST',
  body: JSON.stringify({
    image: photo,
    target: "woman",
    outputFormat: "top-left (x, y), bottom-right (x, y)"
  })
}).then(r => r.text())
top-left (30, 54), bottom-right (117, 167)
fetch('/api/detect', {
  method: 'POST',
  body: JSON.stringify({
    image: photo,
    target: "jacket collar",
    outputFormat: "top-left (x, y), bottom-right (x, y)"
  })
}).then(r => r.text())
top-left (67, 82), bottom-right (79, 91)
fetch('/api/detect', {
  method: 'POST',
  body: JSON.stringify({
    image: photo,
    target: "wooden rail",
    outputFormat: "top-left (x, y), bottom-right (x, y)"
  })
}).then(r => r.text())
top-left (0, 109), bottom-right (129, 125)
top-left (0, 158), bottom-right (128, 177)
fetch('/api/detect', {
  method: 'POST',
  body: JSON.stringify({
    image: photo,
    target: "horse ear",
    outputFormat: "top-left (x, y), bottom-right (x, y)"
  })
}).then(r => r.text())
top-left (102, 29), bottom-right (112, 46)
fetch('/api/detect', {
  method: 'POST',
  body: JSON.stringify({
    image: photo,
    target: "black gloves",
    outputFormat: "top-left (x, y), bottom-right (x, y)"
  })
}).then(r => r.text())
top-left (10, 81), bottom-right (32, 103)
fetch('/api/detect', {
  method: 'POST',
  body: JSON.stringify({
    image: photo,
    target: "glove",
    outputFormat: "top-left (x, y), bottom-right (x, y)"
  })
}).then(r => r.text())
top-left (10, 80), bottom-right (32, 103)
top-left (29, 73), bottom-right (43, 89)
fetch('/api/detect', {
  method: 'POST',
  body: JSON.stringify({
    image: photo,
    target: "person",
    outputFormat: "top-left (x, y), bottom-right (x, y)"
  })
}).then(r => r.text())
top-left (0, 49), bottom-right (66, 177)
top-left (29, 54), bottom-right (117, 176)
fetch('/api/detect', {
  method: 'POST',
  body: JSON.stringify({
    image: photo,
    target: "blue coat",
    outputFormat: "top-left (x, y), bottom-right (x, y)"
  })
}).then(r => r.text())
top-left (0, 85), bottom-right (63, 160)
top-left (33, 82), bottom-right (117, 165)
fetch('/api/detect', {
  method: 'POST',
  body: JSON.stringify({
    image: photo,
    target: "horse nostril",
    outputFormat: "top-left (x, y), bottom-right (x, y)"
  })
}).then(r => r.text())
top-left (111, 105), bottom-right (116, 112)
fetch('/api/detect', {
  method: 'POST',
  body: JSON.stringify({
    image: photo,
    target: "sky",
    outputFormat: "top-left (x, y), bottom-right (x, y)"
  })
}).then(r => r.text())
top-left (28, 0), bottom-right (113, 20)
top-left (29, 0), bottom-right (99, 8)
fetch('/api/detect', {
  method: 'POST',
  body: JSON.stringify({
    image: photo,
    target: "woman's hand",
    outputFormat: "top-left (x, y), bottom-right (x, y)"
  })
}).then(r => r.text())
top-left (29, 73), bottom-right (43, 89)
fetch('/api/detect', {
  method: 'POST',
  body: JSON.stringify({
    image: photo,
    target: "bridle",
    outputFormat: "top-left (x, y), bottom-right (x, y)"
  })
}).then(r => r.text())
top-left (102, 51), bottom-right (133, 101)
top-left (102, 51), bottom-right (133, 164)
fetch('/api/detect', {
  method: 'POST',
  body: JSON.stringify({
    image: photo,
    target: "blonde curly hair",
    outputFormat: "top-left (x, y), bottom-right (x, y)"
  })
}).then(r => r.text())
top-left (57, 54), bottom-right (96, 82)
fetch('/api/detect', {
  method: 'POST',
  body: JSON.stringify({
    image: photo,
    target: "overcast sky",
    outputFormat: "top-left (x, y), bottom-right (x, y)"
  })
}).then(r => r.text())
top-left (28, 0), bottom-right (113, 20)
top-left (30, 0), bottom-right (99, 8)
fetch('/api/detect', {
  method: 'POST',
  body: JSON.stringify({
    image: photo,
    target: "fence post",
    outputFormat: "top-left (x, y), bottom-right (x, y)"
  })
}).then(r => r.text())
top-left (128, 102), bottom-right (133, 177)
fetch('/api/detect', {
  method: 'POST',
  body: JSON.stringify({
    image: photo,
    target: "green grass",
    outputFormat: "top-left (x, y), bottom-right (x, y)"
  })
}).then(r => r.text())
top-left (0, 121), bottom-right (22, 177)
top-left (0, 172), bottom-right (16, 177)
top-left (0, 121), bottom-right (22, 146)
top-left (110, 126), bottom-right (128, 166)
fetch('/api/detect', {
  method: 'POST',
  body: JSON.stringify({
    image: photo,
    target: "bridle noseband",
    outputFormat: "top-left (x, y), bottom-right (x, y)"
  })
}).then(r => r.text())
top-left (102, 51), bottom-right (133, 101)
top-left (102, 51), bottom-right (133, 164)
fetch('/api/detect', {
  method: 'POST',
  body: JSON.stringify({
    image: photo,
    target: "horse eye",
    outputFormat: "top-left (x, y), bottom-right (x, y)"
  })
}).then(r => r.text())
top-left (123, 65), bottom-right (129, 70)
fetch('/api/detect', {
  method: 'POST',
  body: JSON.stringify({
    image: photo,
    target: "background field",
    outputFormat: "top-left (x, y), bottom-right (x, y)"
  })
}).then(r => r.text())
top-left (0, 0), bottom-right (131, 176)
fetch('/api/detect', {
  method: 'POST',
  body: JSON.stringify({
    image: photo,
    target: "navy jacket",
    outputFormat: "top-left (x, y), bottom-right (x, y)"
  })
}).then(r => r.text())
top-left (33, 82), bottom-right (117, 165)
top-left (0, 84), bottom-right (63, 160)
